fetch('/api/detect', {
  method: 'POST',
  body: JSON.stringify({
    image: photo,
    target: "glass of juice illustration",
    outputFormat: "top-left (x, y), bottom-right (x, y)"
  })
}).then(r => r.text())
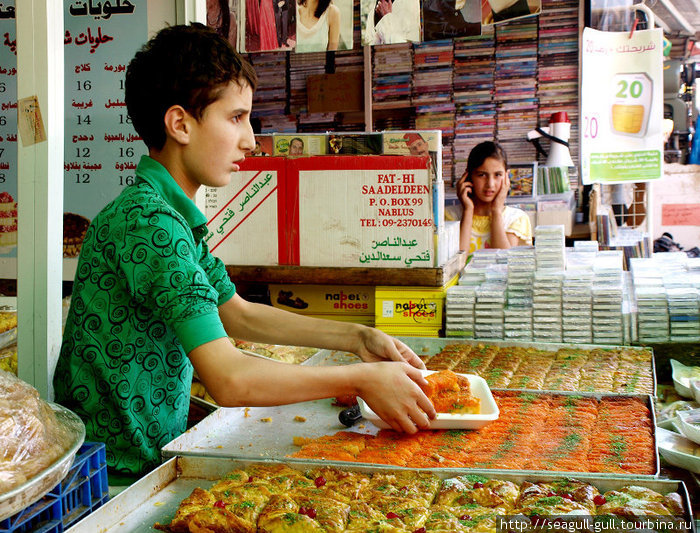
top-left (611, 72), bottom-right (652, 136)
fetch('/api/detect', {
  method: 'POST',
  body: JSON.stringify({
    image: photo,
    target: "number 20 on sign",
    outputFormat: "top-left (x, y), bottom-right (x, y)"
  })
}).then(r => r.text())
top-left (610, 72), bottom-right (652, 137)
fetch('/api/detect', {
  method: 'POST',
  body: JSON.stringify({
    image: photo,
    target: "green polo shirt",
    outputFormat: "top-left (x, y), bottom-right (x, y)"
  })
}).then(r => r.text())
top-left (55, 156), bottom-right (236, 476)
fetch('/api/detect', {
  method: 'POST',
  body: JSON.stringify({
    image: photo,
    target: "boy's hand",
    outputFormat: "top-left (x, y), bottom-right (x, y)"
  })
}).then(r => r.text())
top-left (356, 362), bottom-right (436, 433)
top-left (456, 173), bottom-right (474, 213)
top-left (355, 327), bottom-right (425, 369)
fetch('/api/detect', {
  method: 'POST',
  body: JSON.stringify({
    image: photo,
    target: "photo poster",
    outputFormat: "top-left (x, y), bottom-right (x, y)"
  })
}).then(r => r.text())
top-left (360, 0), bottom-right (420, 45)
top-left (580, 27), bottom-right (664, 185)
top-left (252, 134), bottom-right (273, 156)
top-left (0, 1), bottom-right (17, 258)
top-left (206, 0), bottom-right (238, 49)
top-left (64, 0), bottom-right (148, 239)
top-left (382, 130), bottom-right (441, 183)
top-left (272, 134), bottom-right (328, 156)
top-left (423, 0), bottom-right (481, 42)
top-left (480, 0), bottom-right (540, 25)
top-left (295, 0), bottom-right (353, 53)
top-left (241, 0), bottom-right (296, 52)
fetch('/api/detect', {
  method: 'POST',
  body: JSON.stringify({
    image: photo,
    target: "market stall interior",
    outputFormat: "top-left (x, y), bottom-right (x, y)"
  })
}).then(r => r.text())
top-left (1, 0), bottom-right (700, 531)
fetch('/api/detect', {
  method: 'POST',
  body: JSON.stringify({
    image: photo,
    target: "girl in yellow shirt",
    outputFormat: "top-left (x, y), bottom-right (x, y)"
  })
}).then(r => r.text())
top-left (458, 141), bottom-right (533, 255)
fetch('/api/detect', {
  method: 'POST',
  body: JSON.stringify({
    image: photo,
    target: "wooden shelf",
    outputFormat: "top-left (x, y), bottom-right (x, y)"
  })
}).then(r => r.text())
top-left (226, 252), bottom-right (465, 287)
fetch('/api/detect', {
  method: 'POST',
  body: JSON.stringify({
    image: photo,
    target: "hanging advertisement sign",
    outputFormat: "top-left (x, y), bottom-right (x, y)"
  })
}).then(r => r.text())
top-left (0, 2), bottom-right (17, 260)
top-left (580, 26), bottom-right (664, 185)
top-left (63, 0), bottom-right (148, 257)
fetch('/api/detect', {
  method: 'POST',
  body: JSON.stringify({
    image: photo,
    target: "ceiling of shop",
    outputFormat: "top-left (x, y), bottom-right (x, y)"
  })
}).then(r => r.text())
top-left (649, 0), bottom-right (700, 39)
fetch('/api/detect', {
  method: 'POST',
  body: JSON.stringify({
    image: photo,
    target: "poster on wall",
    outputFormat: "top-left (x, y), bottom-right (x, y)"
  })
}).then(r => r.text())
top-left (295, 0), bottom-right (353, 53)
top-left (63, 0), bottom-right (148, 258)
top-left (422, 0), bottom-right (481, 42)
top-left (0, 2), bottom-right (17, 260)
top-left (580, 26), bottom-right (664, 185)
top-left (242, 0), bottom-right (296, 51)
top-left (480, 0), bottom-right (540, 25)
top-left (360, 0), bottom-right (420, 45)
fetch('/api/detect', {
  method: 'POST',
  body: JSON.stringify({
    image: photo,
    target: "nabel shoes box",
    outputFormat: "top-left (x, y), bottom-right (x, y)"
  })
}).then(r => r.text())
top-left (374, 275), bottom-right (458, 330)
top-left (270, 284), bottom-right (375, 324)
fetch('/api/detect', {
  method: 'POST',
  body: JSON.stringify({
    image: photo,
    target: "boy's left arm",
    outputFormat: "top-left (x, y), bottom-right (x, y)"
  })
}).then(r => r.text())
top-left (218, 294), bottom-right (425, 369)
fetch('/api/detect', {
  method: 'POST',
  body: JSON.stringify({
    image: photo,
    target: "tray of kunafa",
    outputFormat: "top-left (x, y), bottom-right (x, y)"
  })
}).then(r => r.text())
top-left (65, 456), bottom-right (694, 533)
top-left (165, 363), bottom-right (659, 479)
top-left (358, 370), bottom-right (499, 430)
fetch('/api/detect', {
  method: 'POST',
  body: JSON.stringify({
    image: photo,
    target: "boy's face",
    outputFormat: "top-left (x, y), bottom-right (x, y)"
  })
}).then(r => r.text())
top-left (183, 81), bottom-right (255, 189)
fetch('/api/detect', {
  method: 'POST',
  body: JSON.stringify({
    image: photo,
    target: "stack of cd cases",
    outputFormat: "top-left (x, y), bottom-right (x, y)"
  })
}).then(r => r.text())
top-left (667, 286), bottom-right (700, 342)
top-left (592, 251), bottom-right (624, 345)
top-left (533, 269), bottom-right (563, 343)
top-left (562, 269), bottom-right (593, 343)
top-left (474, 281), bottom-right (506, 340)
top-left (535, 225), bottom-right (565, 270)
top-left (505, 246), bottom-right (535, 340)
top-left (445, 284), bottom-right (476, 337)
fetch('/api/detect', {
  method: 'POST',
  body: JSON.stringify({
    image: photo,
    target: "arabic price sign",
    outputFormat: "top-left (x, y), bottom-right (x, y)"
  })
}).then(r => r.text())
top-left (64, 0), bottom-right (147, 222)
top-left (0, 1), bottom-right (17, 259)
top-left (580, 27), bottom-right (664, 185)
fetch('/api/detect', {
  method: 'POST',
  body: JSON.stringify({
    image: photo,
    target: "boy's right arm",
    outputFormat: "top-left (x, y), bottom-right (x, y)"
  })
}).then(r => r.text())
top-left (188, 337), bottom-right (435, 433)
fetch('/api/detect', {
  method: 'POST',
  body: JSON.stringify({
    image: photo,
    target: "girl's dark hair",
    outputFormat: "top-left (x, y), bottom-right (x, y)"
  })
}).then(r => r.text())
top-left (466, 141), bottom-right (508, 180)
top-left (298, 0), bottom-right (332, 19)
top-left (125, 23), bottom-right (257, 150)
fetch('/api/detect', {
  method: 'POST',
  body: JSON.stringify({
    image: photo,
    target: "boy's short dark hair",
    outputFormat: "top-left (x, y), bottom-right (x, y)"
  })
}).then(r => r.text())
top-left (125, 23), bottom-right (257, 150)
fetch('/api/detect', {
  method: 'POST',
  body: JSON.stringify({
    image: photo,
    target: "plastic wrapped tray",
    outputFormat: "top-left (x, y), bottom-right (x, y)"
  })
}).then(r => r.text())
top-left (0, 403), bottom-right (85, 521)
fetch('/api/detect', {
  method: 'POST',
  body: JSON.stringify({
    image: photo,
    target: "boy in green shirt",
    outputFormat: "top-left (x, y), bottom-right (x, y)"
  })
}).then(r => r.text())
top-left (54, 23), bottom-right (435, 478)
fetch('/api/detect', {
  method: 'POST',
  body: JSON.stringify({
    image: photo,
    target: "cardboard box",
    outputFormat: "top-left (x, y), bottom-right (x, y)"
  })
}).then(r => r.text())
top-left (376, 325), bottom-right (442, 337)
top-left (205, 156), bottom-right (434, 268)
top-left (203, 158), bottom-right (285, 265)
top-left (270, 284), bottom-right (375, 316)
top-left (374, 275), bottom-right (458, 329)
top-left (536, 209), bottom-right (575, 236)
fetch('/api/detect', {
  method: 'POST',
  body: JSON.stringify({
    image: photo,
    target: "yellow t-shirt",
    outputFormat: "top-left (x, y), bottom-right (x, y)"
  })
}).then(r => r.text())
top-left (469, 206), bottom-right (533, 255)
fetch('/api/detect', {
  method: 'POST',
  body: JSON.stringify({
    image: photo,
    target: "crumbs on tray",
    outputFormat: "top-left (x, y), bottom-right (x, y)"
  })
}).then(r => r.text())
top-left (294, 416), bottom-right (306, 423)
top-left (260, 417), bottom-right (272, 423)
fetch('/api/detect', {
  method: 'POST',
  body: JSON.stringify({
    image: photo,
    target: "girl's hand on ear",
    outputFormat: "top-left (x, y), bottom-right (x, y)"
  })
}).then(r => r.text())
top-left (493, 174), bottom-right (510, 212)
top-left (456, 174), bottom-right (474, 213)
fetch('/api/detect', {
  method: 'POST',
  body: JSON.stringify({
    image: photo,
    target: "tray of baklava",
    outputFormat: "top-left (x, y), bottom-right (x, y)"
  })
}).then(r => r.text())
top-left (394, 337), bottom-right (656, 395)
top-left (65, 455), bottom-right (694, 533)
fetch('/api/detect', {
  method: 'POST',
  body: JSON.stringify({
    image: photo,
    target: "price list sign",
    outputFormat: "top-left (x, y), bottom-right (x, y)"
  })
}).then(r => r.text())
top-left (580, 27), bottom-right (664, 185)
top-left (64, 0), bottom-right (147, 233)
top-left (0, 2), bottom-right (17, 258)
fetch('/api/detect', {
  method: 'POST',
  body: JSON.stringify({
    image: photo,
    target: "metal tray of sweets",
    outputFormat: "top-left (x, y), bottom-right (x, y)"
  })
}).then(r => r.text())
top-left (65, 455), bottom-right (695, 533)
top-left (0, 403), bottom-right (85, 521)
top-left (396, 336), bottom-right (658, 396)
top-left (165, 372), bottom-right (662, 480)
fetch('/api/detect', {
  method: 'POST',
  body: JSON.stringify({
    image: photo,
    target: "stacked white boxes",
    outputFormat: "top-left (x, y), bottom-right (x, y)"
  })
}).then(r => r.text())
top-left (592, 251), bottom-right (625, 345)
top-left (504, 246), bottom-right (535, 341)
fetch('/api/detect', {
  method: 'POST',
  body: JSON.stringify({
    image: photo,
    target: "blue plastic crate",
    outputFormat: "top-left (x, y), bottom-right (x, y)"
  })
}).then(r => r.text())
top-left (0, 442), bottom-right (109, 533)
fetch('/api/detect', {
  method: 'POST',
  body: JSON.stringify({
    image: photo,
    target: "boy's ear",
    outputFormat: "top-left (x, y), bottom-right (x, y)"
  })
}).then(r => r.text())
top-left (163, 105), bottom-right (191, 145)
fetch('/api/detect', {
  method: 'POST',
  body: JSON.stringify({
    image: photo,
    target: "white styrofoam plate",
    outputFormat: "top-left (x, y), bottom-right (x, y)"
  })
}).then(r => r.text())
top-left (358, 371), bottom-right (500, 430)
top-left (670, 359), bottom-right (700, 399)
top-left (676, 409), bottom-right (700, 446)
top-left (657, 426), bottom-right (700, 474)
